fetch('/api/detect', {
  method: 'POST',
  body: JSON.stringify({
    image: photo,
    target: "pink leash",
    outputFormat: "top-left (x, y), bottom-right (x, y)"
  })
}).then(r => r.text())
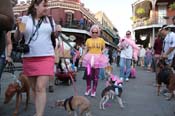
top-left (60, 40), bottom-right (78, 96)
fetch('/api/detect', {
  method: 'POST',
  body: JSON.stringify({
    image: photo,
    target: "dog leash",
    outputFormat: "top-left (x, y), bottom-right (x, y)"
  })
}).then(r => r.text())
top-left (60, 39), bottom-right (78, 96)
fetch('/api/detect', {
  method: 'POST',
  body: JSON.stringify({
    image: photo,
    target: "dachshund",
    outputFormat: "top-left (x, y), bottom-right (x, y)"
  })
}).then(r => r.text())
top-left (55, 96), bottom-right (92, 116)
top-left (4, 73), bottom-right (30, 116)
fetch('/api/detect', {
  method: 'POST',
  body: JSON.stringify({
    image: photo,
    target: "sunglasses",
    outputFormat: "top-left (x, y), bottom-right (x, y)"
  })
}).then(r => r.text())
top-left (92, 31), bottom-right (98, 34)
top-left (126, 33), bottom-right (131, 35)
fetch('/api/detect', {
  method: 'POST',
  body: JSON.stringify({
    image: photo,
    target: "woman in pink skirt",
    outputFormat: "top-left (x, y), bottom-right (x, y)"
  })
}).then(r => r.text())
top-left (82, 25), bottom-right (109, 97)
top-left (16, 0), bottom-right (56, 115)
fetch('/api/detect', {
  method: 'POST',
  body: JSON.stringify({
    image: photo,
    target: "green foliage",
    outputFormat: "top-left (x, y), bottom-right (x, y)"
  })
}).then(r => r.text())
top-left (169, 2), bottom-right (175, 10)
top-left (136, 7), bottom-right (145, 15)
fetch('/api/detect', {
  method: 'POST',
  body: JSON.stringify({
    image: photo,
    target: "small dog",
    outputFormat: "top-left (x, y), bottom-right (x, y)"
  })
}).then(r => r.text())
top-left (100, 66), bottom-right (124, 110)
top-left (104, 65), bottom-right (123, 87)
top-left (56, 96), bottom-right (92, 116)
top-left (99, 85), bottom-right (124, 110)
top-left (4, 73), bottom-right (30, 116)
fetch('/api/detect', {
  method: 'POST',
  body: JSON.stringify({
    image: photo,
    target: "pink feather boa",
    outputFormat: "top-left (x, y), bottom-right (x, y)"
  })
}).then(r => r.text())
top-left (119, 37), bottom-right (140, 61)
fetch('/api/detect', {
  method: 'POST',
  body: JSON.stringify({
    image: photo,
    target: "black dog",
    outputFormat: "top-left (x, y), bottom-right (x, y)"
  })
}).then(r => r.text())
top-left (99, 85), bottom-right (124, 110)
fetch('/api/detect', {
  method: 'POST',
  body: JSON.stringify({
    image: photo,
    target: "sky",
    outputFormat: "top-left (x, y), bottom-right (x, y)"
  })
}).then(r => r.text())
top-left (81, 0), bottom-right (136, 37)
top-left (18, 0), bottom-right (136, 37)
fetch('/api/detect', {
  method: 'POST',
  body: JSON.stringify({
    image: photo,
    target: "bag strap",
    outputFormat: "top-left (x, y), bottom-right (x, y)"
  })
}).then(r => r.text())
top-left (60, 34), bottom-right (76, 51)
top-left (48, 16), bottom-right (54, 32)
top-left (27, 18), bottom-right (43, 45)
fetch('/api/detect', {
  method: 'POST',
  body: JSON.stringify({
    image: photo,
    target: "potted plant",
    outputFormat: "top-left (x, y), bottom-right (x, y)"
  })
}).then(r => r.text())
top-left (136, 7), bottom-right (145, 18)
top-left (169, 2), bottom-right (175, 10)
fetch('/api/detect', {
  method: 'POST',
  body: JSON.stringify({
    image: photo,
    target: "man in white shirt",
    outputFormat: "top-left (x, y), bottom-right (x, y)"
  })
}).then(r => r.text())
top-left (139, 45), bottom-right (146, 67)
top-left (160, 25), bottom-right (175, 66)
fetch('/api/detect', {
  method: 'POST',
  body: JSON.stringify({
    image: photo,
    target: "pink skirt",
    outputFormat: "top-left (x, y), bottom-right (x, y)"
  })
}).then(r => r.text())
top-left (82, 53), bottom-right (109, 68)
top-left (22, 56), bottom-right (54, 77)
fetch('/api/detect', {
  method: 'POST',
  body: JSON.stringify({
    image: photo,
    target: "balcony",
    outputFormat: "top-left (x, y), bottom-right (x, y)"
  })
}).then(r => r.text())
top-left (54, 20), bottom-right (92, 34)
top-left (132, 16), bottom-right (173, 29)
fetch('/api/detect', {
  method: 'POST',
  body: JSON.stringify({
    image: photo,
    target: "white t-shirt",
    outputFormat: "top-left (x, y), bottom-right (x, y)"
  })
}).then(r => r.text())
top-left (21, 15), bottom-right (56, 57)
top-left (120, 44), bottom-right (133, 59)
top-left (163, 32), bottom-right (175, 60)
top-left (139, 48), bottom-right (146, 57)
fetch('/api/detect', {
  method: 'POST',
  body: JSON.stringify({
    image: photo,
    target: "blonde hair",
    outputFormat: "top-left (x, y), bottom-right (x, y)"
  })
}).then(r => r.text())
top-left (89, 24), bottom-right (101, 36)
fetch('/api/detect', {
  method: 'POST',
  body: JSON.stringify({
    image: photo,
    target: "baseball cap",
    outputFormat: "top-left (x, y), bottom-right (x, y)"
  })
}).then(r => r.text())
top-left (160, 25), bottom-right (170, 31)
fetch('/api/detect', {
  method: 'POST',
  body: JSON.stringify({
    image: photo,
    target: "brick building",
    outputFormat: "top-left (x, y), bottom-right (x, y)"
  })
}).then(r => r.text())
top-left (132, 0), bottom-right (175, 47)
top-left (13, 0), bottom-right (118, 46)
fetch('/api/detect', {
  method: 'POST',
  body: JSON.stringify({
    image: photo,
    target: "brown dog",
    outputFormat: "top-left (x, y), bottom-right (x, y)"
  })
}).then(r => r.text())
top-left (166, 73), bottom-right (175, 100)
top-left (156, 59), bottom-right (175, 100)
top-left (4, 73), bottom-right (30, 116)
top-left (56, 96), bottom-right (92, 116)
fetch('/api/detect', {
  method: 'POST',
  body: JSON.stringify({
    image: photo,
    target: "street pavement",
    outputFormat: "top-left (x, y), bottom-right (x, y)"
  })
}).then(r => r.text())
top-left (0, 63), bottom-right (175, 116)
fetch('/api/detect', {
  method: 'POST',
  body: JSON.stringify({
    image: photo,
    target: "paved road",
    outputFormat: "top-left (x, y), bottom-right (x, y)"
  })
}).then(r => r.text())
top-left (0, 64), bottom-right (175, 116)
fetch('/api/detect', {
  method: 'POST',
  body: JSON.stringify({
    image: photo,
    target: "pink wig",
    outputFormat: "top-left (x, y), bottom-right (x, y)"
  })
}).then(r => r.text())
top-left (89, 24), bottom-right (101, 36)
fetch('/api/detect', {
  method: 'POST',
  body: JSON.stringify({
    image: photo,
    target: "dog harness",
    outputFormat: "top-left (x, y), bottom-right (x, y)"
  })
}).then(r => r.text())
top-left (64, 96), bottom-right (74, 111)
top-left (158, 67), bottom-right (171, 85)
top-left (16, 79), bottom-right (22, 89)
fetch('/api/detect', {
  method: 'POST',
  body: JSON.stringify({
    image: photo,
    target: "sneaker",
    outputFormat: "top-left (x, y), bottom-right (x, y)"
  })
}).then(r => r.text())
top-left (91, 91), bottom-right (96, 97)
top-left (120, 77), bottom-right (124, 81)
top-left (85, 89), bottom-right (91, 96)
top-left (125, 78), bottom-right (129, 82)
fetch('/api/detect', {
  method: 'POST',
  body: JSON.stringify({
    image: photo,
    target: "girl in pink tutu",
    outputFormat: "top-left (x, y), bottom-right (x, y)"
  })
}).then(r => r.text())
top-left (82, 25), bottom-right (109, 97)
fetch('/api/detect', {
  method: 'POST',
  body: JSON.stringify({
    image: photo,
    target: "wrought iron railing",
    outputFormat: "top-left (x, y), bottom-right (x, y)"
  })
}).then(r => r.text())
top-left (132, 16), bottom-right (174, 28)
top-left (56, 20), bottom-right (92, 31)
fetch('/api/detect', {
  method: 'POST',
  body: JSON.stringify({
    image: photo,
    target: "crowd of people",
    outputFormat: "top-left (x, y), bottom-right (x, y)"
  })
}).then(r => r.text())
top-left (0, 0), bottom-right (175, 116)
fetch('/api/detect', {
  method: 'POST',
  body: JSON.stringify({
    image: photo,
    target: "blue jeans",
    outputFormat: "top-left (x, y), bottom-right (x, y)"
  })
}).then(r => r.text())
top-left (0, 57), bottom-right (5, 94)
top-left (98, 68), bottom-right (105, 80)
top-left (119, 57), bottom-right (132, 79)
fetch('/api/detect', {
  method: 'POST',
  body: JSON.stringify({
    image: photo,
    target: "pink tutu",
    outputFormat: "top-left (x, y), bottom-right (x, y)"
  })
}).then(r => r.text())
top-left (82, 53), bottom-right (109, 68)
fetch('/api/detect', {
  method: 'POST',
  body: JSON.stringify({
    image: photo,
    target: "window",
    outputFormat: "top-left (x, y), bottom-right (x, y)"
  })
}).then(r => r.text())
top-left (66, 12), bottom-right (74, 26)
top-left (158, 5), bottom-right (167, 24)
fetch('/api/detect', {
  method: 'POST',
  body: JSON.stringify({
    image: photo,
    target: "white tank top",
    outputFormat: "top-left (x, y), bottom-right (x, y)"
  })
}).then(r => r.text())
top-left (21, 15), bottom-right (55, 57)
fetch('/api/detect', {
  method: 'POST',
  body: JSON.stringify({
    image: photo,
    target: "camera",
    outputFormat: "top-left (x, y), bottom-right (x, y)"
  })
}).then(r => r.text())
top-left (16, 44), bottom-right (30, 53)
